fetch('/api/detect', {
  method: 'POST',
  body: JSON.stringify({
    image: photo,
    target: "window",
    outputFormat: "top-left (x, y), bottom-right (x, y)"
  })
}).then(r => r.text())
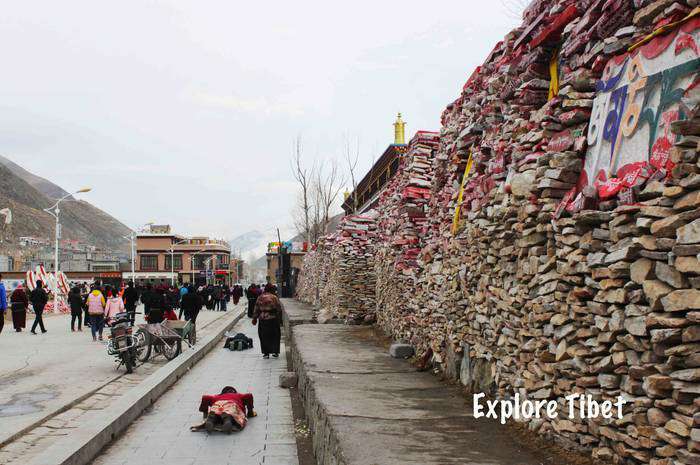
top-left (140, 255), bottom-right (158, 271)
top-left (192, 255), bottom-right (209, 270)
top-left (165, 254), bottom-right (183, 270)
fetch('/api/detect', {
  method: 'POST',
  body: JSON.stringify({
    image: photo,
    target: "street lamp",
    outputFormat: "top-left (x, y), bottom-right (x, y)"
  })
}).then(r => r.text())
top-left (43, 188), bottom-right (91, 276)
top-left (168, 238), bottom-right (190, 286)
top-left (123, 222), bottom-right (154, 285)
top-left (190, 243), bottom-right (216, 285)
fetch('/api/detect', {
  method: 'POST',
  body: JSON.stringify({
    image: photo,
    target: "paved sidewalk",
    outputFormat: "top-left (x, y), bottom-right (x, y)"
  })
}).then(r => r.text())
top-left (93, 317), bottom-right (298, 465)
top-left (0, 305), bottom-right (231, 448)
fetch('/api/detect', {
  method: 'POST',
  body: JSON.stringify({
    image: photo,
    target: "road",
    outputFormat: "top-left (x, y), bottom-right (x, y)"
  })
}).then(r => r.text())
top-left (93, 317), bottom-right (298, 465)
top-left (0, 304), bottom-right (237, 450)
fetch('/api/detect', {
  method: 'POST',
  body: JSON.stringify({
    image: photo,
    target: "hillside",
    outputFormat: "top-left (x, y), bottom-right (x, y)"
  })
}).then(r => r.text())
top-left (0, 161), bottom-right (131, 252)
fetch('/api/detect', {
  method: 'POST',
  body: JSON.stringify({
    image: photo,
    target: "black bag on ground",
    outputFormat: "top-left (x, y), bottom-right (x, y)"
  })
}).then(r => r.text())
top-left (224, 332), bottom-right (253, 351)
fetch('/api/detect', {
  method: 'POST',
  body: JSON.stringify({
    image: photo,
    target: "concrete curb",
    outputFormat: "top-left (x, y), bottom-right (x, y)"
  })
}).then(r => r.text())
top-left (27, 309), bottom-right (246, 465)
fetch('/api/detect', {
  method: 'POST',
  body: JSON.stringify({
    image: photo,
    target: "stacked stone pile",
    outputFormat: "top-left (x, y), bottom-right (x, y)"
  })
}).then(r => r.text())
top-left (296, 235), bottom-right (332, 308)
top-left (297, 1), bottom-right (700, 463)
top-left (374, 131), bottom-right (439, 334)
top-left (324, 214), bottom-right (379, 323)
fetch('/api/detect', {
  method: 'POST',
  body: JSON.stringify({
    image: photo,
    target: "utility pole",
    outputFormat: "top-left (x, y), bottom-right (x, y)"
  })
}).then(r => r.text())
top-left (43, 188), bottom-right (91, 275)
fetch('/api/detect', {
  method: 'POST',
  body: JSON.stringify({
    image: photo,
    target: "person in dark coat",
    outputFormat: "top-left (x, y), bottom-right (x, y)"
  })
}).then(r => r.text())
top-left (10, 284), bottom-right (29, 332)
top-left (232, 285), bottom-right (243, 305)
top-left (30, 280), bottom-right (49, 334)
top-left (245, 284), bottom-right (259, 318)
top-left (68, 286), bottom-right (83, 331)
top-left (147, 289), bottom-right (165, 324)
top-left (141, 283), bottom-right (154, 317)
top-left (180, 285), bottom-right (201, 323)
top-left (123, 281), bottom-right (139, 324)
top-left (252, 291), bottom-right (283, 359)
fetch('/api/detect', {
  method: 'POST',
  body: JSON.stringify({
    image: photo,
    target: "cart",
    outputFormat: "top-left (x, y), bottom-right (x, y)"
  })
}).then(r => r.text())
top-left (135, 322), bottom-right (183, 363)
top-left (166, 319), bottom-right (197, 347)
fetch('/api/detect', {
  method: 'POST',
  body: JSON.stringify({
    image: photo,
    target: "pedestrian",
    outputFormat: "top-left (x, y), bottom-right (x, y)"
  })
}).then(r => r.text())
top-left (147, 289), bottom-right (165, 324)
top-left (0, 274), bottom-right (6, 334)
top-left (86, 284), bottom-right (106, 341)
top-left (232, 284), bottom-right (242, 305)
top-left (245, 283), bottom-right (258, 318)
top-left (30, 280), bottom-right (49, 334)
top-left (104, 288), bottom-right (125, 325)
top-left (252, 289), bottom-right (283, 359)
top-left (178, 285), bottom-right (189, 319)
top-left (68, 286), bottom-right (83, 332)
top-left (141, 283), bottom-right (154, 317)
top-left (180, 285), bottom-right (195, 322)
top-left (264, 277), bottom-right (277, 295)
top-left (123, 281), bottom-right (138, 324)
top-left (10, 283), bottom-right (29, 332)
top-left (81, 283), bottom-right (90, 327)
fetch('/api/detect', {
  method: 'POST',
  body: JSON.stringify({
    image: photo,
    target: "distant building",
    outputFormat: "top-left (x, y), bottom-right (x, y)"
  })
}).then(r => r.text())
top-left (0, 255), bottom-right (14, 272)
top-left (124, 224), bottom-right (233, 285)
top-left (342, 113), bottom-right (408, 215)
top-left (266, 242), bottom-right (306, 297)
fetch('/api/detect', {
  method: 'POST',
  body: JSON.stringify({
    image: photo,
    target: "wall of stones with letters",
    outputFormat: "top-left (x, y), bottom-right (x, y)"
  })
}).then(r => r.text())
top-left (297, 1), bottom-right (700, 463)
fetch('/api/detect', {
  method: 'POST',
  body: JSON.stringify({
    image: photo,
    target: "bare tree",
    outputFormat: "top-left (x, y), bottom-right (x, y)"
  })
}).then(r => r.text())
top-left (315, 158), bottom-right (345, 232)
top-left (500, 0), bottom-right (528, 21)
top-left (291, 136), bottom-right (312, 244)
top-left (344, 136), bottom-right (360, 213)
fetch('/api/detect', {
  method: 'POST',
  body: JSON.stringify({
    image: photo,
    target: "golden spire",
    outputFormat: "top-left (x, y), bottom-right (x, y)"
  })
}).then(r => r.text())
top-left (393, 113), bottom-right (406, 145)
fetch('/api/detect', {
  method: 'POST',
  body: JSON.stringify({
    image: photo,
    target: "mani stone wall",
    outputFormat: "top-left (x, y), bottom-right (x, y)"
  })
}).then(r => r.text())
top-left (374, 131), bottom-right (439, 335)
top-left (398, 2), bottom-right (700, 465)
top-left (297, 1), bottom-right (700, 463)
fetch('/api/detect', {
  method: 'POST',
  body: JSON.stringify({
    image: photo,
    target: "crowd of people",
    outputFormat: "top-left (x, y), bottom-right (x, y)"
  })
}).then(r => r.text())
top-left (0, 275), bottom-right (248, 338)
top-left (0, 272), bottom-right (285, 363)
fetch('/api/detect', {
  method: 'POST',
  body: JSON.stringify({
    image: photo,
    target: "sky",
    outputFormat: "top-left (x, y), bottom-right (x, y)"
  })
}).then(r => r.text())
top-left (0, 0), bottom-right (522, 243)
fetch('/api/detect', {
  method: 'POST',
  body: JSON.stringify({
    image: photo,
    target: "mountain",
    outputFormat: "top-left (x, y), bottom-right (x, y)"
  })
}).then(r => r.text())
top-left (229, 230), bottom-right (268, 257)
top-left (0, 157), bottom-right (131, 252)
top-left (0, 155), bottom-right (72, 200)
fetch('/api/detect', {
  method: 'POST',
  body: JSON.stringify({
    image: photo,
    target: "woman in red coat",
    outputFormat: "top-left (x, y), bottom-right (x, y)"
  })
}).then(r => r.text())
top-left (192, 386), bottom-right (255, 433)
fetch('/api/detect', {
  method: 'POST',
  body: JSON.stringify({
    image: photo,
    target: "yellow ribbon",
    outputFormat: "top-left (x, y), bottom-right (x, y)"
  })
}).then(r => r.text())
top-left (628, 7), bottom-right (700, 52)
top-left (451, 150), bottom-right (474, 235)
top-left (548, 48), bottom-right (560, 101)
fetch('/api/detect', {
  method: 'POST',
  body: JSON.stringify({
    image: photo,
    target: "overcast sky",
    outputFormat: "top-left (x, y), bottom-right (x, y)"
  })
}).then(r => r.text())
top-left (0, 1), bottom-right (521, 243)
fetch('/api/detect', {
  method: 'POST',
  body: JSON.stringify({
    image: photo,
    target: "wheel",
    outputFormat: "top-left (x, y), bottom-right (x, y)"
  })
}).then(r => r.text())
top-left (134, 330), bottom-right (151, 363)
top-left (162, 340), bottom-right (182, 361)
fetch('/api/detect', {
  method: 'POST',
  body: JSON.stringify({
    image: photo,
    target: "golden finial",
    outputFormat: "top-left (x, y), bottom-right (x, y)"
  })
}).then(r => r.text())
top-left (393, 113), bottom-right (406, 145)
top-left (343, 190), bottom-right (350, 200)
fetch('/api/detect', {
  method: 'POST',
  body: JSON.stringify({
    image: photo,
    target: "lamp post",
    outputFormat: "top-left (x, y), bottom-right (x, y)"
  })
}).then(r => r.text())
top-left (43, 188), bottom-right (91, 275)
top-left (123, 222), bottom-right (153, 285)
top-left (189, 243), bottom-right (215, 285)
top-left (169, 238), bottom-right (190, 286)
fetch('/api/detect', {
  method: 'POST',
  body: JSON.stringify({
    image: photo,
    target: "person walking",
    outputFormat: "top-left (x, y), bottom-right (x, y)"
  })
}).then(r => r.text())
top-left (68, 286), bottom-right (83, 332)
top-left (86, 285), bottom-right (106, 341)
top-left (123, 281), bottom-right (139, 325)
top-left (251, 290), bottom-right (283, 359)
top-left (0, 274), bottom-right (7, 334)
top-left (10, 283), bottom-right (29, 332)
top-left (178, 285), bottom-right (189, 319)
top-left (232, 284), bottom-right (243, 305)
top-left (245, 284), bottom-right (258, 318)
top-left (141, 283), bottom-right (154, 318)
top-left (30, 280), bottom-right (49, 334)
top-left (104, 288), bottom-right (125, 326)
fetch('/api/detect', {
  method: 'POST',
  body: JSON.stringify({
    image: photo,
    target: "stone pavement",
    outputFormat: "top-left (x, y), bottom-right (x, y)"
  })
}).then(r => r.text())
top-left (284, 299), bottom-right (565, 465)
top-left (0, 305), bottom-right (234, 449)
top-left (93, 317), bottom-right (298, 465)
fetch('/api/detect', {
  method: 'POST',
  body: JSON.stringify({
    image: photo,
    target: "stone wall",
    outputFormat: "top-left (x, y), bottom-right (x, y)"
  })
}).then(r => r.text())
top-left (298, 1), bottom-right (700, 463)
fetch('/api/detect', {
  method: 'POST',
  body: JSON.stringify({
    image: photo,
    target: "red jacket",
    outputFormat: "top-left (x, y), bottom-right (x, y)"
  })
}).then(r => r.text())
top-left (199, 392), bottom-right (254, 414)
